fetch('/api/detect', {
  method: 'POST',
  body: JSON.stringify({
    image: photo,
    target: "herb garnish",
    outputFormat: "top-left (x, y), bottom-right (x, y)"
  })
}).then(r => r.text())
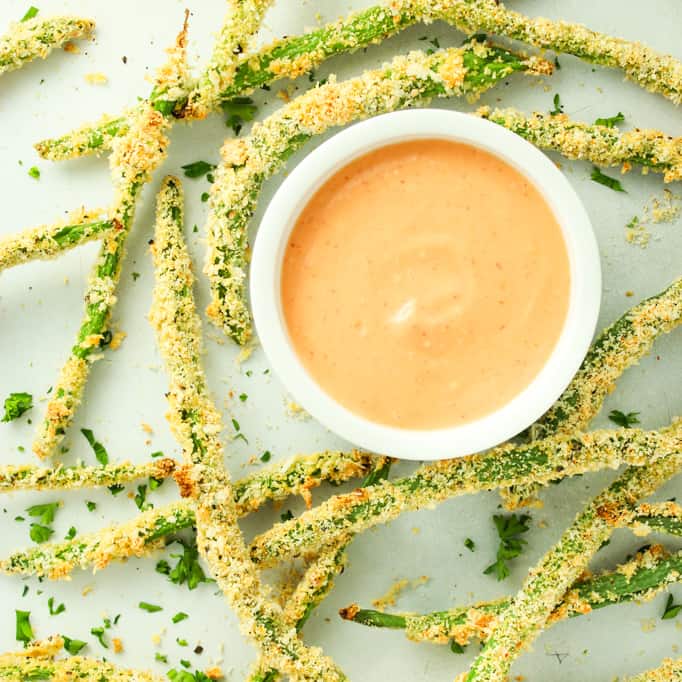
top-left (591, 167), bottom-right (626, 192)
top-left (80, 428), bottom-right (109, 465)
top-left (85, 501), bottom-right (97, 512)
top-left (484, 514), bottom-right (531, 581)
top-left (223, 97), bottom-right (257, 135)
top-left (662, 593), bottom-right (682, 620)
top-left (62, 636), bottom-right (87, 655)
top-left (90, 626), bottom-right (108, 648)
top-left (15, 610), bottom-right (34, 645)
top-left (594, 112), bottom-right (625, 128)
top-left (464, 538), bottom-right (475, 552)
top-left (172, 612), bottom-right (189, 623)
top-left (139, 601), bottom-right (162, 613)
top-left (2, 392), bottom-right (33, 422)
top-left (47, 596), bottom-right (65, 615)
top-left (550, 93), bottom-right (563, 115)
top-left (28, 166), bottom-right (40, 180)
top-left (21, 6), bottom-right (39, 22)
top-left (608, 410), bottom-right (640, 428)
top-left (181, 161), bottom-right (216, 179)
top-left (155, 538), bottom-right (208, 590)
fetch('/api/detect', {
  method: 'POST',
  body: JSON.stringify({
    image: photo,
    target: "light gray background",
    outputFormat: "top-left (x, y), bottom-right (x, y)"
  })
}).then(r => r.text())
top-left (1, 1), bottom-right (681, 680)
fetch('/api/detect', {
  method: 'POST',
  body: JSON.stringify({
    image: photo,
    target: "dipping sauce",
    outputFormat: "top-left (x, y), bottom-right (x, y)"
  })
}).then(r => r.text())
top-left (281, 139), bottom-right (570, 430)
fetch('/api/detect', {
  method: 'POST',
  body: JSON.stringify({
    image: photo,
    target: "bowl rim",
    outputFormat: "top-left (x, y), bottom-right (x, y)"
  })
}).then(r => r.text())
top-left (250, 108), bottom-right (602, 461)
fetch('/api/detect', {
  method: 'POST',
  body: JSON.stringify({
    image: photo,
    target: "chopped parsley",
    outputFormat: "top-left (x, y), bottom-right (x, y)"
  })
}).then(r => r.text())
top-left (260, 451), bottom-right (271, 463)
top-left (172, 612), bottom-right (189, 623)
top-left (450, 640), bottom-right (465, 654)
top-left (155, 652), bottom-right (168, 663)
top-left (80, 428), bottom-right (109, 465)
top-left (108, 483), bottom-right (125, 495)
top-left (138, 602), bottom-right (162, 613)
top-left (181, 161), bottom-right (216, 179)
top-left (231, 418), bottom-right (248, 444)
top-left (28, 166), bottom-right (40, 180)
top-left (85, 501), bottom-right (97, 512)
top-left (27, 523), bottom-right (50, 543)
top-left (155, 538), bottom-right (208, 590)
top-left (223, 97), bottom-right (257, 136)
top-left (483, 514), bottom-right (531, 581)
top-left (594, 112), bottom-right (625, 128)
top-left (90, 626), bottom-right (108, 648)
top-left (65, 526), bottom-right (77, 540)
top-left (151, 450), bottom-right (164, 458)
top-left (47, 596), bottom-right (65, 616)
top-left (15, 610), bottom-right (34, 645)
top-left (2, 392), bottom-right (33, 422)
top-left (149, 476), bottom-right (164, 491)
top-left (176, 637), bottom-right (188, 646)
top-left (549, 93), bottom-right (563, 116)
top-left (591, 167), bottom-right (625, 192)
top-left (132, 271), bottom-right (141, 281)
top-left (608, 410), bottom-right (640, 428)
top-left (168, 669), bottom-right (211, 682)
top-left (464, 538), bottom-right (476, 552)
top-left (280, 509), bottom-right (294, 522)
top-left (200, 192), bottom-right (209, 202)
top-left (239, 393), bottom-right (248, 402)
top-left (662, 593), bottom-right (682, 620)
top-left (134, 483), bottom-right (151, 511)
top-left (26, 502), bottom-right (58, 525)
top-left (62, 636), bottom-right (87, 655)
top-left (21, 6), bottom-right (39, 21)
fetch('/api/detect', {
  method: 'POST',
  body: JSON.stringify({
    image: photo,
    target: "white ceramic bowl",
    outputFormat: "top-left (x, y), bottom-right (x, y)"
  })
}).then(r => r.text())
top-left (250, 109), bottom-right (601, 461)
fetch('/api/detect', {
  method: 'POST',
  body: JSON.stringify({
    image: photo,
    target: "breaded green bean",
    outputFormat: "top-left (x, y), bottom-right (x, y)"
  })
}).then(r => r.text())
top-left (249, 426), bottom-right (682, 568)
top-left (0, 15), bottom-right (94, 77)
top-left (0, 449), bottom-right (375, 578)
top-left (341, 545), bottom-right (682, 646)
top-left (149, 176), bottom-right (346, 681)
top-left (0, 458), bottom-right (175, 492)
top-left (0, 210), bottom-right (111, 272)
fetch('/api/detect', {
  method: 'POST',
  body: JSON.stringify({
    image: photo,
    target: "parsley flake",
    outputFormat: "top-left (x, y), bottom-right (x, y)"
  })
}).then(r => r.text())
top-left (80, 428), bottom-right (109, 465)
top-left (62, 636), bottom-right (87, 655)
top-left (591, 167), bottom-right (626, 192)
top-left (47, 596), bottom-right (65, 616)
top-left (608, 410), bottom-right (640, 428)
top-left (181, 161), bottom-right (216, 179)
top-left (662, 593), bottom-right (682, 620)
top-left (2, 392), bottom-right (33, 422)
top-left (138, 601), bottom-right (162, 613)
top-left (15, 610), bottom-right (34, 645)
top-left (223, 97), bottom-right (257, 136)
top-left (594, 112), bottom-right (625, 128)
top-left (483, 514), bottom-right (531, 581)
top-left (550, 93), bottom-right (563, 116)
top-left (21, 6), bottom-right (39, 22)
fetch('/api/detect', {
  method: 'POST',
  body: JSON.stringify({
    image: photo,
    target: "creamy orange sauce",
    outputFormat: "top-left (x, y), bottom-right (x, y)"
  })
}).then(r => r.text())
top-left (281, 139), bottom-right (570, 429)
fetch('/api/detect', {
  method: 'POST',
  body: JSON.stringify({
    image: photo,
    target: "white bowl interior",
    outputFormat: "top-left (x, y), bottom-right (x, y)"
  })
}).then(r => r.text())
top-left (250, 109), bottom-right (601, 460)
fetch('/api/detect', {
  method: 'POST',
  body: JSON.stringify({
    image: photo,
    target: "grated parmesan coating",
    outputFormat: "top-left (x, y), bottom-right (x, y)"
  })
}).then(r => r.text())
top-left (1, 501), bottom-right (192, 579)
top-left (149, 176), bottom-right (346, 681)
top-left (0, 458), bottom-right (174, 492)
top-left (186, 0), bottom-right (275, 119)
top-left (205, 42), bottom-right (549, 344)
top-left (0, 209), bottom-right (110, 272)
top-left (0, 636), bottom-right (162, 681)
top-left (479, 106), bottom-right (682, 183)
top-left (249, 426), bottom-right (682, 567)
top-left (624, 657), bottom-right (682, 682)
top-left (0, 16), bottom-right (94, 76)
top-left (464, 446), bottom-right (682, 681)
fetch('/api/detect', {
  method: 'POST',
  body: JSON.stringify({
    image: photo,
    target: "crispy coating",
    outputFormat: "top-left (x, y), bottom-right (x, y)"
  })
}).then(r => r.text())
top-left (249, 426), bottom-right (682, 567)
top-left (0, 16), bottom-right (94, 76)
top-left (149, 176), bottom-right (346, 680)
top-left (465, 449), bottom-right (682, 681)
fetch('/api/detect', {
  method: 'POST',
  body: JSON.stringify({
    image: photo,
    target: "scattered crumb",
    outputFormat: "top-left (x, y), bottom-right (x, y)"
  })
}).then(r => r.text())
top-left (63, 41), bottom-right (79, 54)
top-left (285, 399), bottom-right (310, 420)
top-left (640, 618), bottom-right (657, 633)
top-left (110, 331), bottom-right (127, 350)
top-left (625, 290), bottom-right (634, 297)
top-left (625, 189), bottom-right (681, 248)
top-left (411, 526), bottom-right (420, 535)
top-left (205, 668), bottom-right (223, 680)
top-left (112, 637), bottom-right (123, 653)
top-left (81, 585), bottom-right (93, 597)
top-left (151, 633), bottom-right (162, 646)
top-left (84, 72), bottom-right (108, 85)
top-left (141, 422), bottom-right (153, 435)
top-left (237, 345), bottom-right (255, 364)
top-left (371, 575), bottom-right (429, 612)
